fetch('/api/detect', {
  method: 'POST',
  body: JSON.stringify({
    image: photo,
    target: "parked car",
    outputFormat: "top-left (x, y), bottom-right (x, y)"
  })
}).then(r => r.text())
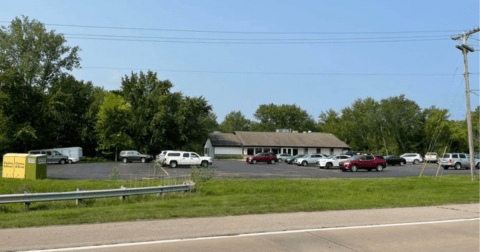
top-left (156, 150), bottom-right (175, 162)
top-left (285, 154), bottom-right (305, 164)
top-left (400, 153), bottom-right (423, 164)
top-left (339, 155), bottom-right (387, 172)
top-left (440, 153), bottom-right (476, 170)
top-left (424, 152), bottom-right (438, 163)
top-left (28, 150), bottom-right (69, 164)
top-left (276, 153), bottom-right (292, 163)
top-left (246, 152), bottom-right (277, 164)
top-left (317, 154), bottom-right (351, 169)
top-left (295, 153), bottom-right (328, 166)
top-left (119, 150), bottom-right (153, 163)
top-left (384, 155), bottom-right (407, 166)
top-left (41, 147), bottom-right (83, 164)
top-left (162, 151), bottom-right (212, 168)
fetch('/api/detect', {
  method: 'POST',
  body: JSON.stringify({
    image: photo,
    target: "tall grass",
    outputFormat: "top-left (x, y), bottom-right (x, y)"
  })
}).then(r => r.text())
top-left (0, 175), bottom-right (477, 228)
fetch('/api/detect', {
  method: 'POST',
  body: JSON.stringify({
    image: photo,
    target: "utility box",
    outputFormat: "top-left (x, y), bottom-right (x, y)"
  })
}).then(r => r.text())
top-left (25, 154), bottom-right (47, 180)
top-left (2, 153), bottom-right (16, 178)
top-left (13, 154), bottom-right (28, 179)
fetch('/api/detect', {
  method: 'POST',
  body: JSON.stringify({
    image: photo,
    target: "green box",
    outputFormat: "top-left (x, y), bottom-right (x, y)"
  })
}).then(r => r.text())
top-left (25, 154), bottom-right (47, 180)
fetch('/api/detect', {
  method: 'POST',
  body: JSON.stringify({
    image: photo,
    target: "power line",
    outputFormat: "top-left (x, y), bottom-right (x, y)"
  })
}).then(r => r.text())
top-left (67, 36), bottom-right (449, 44)
top-left (0, 21), bottom-right (462, 35)
top-left (63, 33), bottom-right (450, 41)
top-left (81, 66), bottom-right (479, 76)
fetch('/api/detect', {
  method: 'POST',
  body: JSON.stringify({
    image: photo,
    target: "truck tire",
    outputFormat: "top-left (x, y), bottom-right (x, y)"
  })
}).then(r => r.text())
top-left (170, 161), bottom-right (177, 168)
top-left (123, 158), bottom-right (128, 163)
top-left (59, 159), bottom-right (66, 165)
top-left (201, 161), bottom-right (208, 168)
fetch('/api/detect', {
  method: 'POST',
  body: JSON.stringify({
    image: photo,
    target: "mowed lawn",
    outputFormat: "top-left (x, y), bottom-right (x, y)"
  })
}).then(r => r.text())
top-left (0, 175), bottom-right (478, 228)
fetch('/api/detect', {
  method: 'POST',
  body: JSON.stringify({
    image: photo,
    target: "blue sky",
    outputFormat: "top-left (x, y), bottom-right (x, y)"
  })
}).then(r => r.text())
top-left (2, 0), bottom-right (479, 122)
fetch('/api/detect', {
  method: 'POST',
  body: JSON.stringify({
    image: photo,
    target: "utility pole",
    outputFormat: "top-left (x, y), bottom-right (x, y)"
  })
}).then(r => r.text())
top-left (451, 27), bottom-right (479, 181)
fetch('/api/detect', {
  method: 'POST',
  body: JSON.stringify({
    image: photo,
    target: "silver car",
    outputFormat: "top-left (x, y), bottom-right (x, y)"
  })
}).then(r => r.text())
top-left (295, 154), bottom-right (328, 166)
top-left (440, 153), bottom-right (472, 170)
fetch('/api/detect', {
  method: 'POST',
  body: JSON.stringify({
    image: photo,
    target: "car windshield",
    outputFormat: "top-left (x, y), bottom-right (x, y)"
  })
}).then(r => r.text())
top-left (442, 154), bottom-right (450, 158)
top-left (53, 151), bottom-right (61, 155)
top-left (327, 155), bottom-right (335, 158)
top-left (348, 155), bottom-right (361, 161)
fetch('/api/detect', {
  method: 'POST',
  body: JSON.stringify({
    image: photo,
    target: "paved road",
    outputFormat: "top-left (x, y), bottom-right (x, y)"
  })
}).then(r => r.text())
top-left (2, 204), bottom-right (478, 251)
top-left (45, 160), bottom-right (475, 180)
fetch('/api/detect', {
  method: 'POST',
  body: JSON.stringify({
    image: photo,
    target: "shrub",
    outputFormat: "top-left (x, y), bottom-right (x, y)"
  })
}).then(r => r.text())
top-left (190, 166), bottom-right (215, 183)
top-left (214, 155), bottom-right (244, 160)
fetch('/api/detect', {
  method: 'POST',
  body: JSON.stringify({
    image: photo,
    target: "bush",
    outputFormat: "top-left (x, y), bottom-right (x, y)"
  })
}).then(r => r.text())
top-left (214, 155), bottom-right (244, 160)
top-left (83, 156), bottom-right (110, 163)
top-left (190, 166), bottom-right (215, 183)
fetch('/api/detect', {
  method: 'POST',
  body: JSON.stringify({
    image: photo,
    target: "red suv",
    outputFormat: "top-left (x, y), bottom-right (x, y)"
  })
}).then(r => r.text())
top-left (246, 152), bottom-right (278, 164)
top-left (339, 155), bottom-right (386, 172)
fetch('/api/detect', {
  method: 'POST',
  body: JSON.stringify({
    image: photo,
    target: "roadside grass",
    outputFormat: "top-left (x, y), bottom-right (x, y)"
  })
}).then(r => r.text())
top-left (0, 175), bottom-right (478, 228)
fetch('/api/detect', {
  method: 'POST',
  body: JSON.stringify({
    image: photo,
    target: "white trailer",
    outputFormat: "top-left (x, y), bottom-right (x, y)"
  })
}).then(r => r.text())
top-left (47, 147), bottom-right (83, 164)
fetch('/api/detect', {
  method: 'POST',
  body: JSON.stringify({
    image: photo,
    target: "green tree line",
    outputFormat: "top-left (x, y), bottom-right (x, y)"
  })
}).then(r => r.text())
top-left (1, 17), bottom-right (477, 160)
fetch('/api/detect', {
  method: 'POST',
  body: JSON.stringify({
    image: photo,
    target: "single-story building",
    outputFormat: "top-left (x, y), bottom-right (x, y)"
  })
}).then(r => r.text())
top-left (204, 130), bottom-right (350, 159)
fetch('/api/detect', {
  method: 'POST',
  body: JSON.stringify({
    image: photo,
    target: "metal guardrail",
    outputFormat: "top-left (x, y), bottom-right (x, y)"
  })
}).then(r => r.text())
top-left (0, 183), bottom-right (194, 205)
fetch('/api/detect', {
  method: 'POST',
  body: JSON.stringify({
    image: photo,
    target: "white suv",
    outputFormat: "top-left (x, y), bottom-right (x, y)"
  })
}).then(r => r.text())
top-left (318, 155), bottom-right (351, 169)
top-left (400, 153), bottom-right (423, 164)
top-left (163, 151), bottom-right (212, 168)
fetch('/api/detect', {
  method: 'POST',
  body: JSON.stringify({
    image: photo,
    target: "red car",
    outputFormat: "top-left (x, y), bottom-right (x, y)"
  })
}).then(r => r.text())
top-left (246, 152), bottom-right (278, 164)
top-left (339, 155), bottom-right (386, 172)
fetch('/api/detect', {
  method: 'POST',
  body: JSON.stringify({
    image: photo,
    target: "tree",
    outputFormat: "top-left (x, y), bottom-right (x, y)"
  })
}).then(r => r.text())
top-left (253, 103), bottom-right (316, 132)
top-left (0, 16), bottom-right (81, 152)
top-left (219, 111), bottom-right (252, 133)
top-left (96, 93), bottom-right (133, 161)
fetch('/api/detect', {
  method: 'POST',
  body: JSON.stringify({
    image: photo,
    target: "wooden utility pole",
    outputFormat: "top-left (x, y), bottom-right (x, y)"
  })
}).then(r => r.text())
top-left (451, 27), bottom-right (479, 181)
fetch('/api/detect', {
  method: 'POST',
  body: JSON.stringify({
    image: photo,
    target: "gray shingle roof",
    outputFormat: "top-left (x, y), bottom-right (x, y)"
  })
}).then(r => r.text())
top-left (234, 131), bottom-right (349, 148)
top-left (209, 133), bottom-right (242, 147)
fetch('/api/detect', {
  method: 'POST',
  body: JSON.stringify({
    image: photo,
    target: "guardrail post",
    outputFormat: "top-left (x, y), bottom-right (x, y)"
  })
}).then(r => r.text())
top-left (119, 186), bottom-right (126, 201)
top-left (24, 191), bottom-right (30, 210)
top-left (76, 188), bottom-right (83, 205)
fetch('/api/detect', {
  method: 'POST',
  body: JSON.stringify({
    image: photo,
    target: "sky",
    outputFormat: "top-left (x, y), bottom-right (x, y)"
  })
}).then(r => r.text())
top-left (1, 0), bottom-right (479, 123)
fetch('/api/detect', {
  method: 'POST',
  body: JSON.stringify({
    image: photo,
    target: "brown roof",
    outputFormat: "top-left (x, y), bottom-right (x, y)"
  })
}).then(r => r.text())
top-left (209, 133), bottom-right (242, 147)
top-left (234, 131), bottom-right (349, 148)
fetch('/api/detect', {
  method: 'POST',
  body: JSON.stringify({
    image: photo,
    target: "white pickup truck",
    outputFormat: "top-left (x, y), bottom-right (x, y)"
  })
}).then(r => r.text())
top-left (162, 151), bottom-right (213, 168)
top-left (317, 155), bottom-right (351, 169)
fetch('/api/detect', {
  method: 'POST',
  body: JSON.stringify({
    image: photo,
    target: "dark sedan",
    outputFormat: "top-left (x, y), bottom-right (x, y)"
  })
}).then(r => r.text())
top-left (384, 155), bottom-right (407, 166)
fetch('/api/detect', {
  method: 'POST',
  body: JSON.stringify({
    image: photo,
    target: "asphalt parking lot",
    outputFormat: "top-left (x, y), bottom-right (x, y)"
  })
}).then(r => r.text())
top-left (44, 160), bottom-right (476, 180)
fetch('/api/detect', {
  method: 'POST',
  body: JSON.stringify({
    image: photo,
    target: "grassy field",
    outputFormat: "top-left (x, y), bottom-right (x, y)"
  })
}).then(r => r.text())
top-left (0, 175), bottom-right (478, 228)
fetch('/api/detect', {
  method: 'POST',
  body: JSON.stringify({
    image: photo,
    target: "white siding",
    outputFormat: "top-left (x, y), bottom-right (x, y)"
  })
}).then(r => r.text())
top-left (334, 148), bottom-right (343, 155)
top-left (308, 148), bottom-right (317, 154)
top-left (321, 148), bottom-right (330, 154)
top-left (204, 140), bottom-right (214, 158)
top-left (215, 147), bottom-right (243, 155)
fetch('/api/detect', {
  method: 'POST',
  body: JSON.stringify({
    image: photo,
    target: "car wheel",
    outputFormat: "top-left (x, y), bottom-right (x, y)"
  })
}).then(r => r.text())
top-left (376, 164), bottom-right (383, 172)
top-left (367, 168), bottom-right (372, 171)
top-left (68, 159), bottom-right (73, 164)
top-left (170, 161), bottom-right (177, 168)
top-left (400, 161), bottom-right (405, 166)
top-left (302, 161), bottom-right (308, 166)
top-left (326, 163), bottom-right (332, 169)
top-left (201, 161), bottom-right (208, 168)
top-left (252, 160), bottom-right (257, 164)
top-left (123, 158), bottom-right (128, 163)
top-left (443, 166), bottom-right (449, 170)
top-left (351, 165), bottom-right (357, 172)
top-left (59, 159), bottom-right (66, 165)
top-left (454, 163), bottom-right (461, 170)
top-left (413, 159), bottom-right (419, 165)
top-left (278, 159), bottom-right (283, 163)
top-left (141, 157), bottom-right (146, 163)
top-left (476, 164), bottom-right (479, 170)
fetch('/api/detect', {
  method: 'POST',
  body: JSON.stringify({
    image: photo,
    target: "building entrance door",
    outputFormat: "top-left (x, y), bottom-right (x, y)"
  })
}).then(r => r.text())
top-left (282, 148), bottom-right (292, 155)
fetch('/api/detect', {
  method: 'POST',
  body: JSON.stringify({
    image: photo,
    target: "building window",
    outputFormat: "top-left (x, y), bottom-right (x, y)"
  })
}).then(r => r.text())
top-left (247, 148), bottom-right (254, 155)
top-left (316, 148), bottom-right (321, 153)
top-left (304, 148), bottom-right (308, 154)
top-left (293, 149), bottom-right (298, 155)
top-left (264, 148), bottom-right (271, 153)
top-left (255, 148), bottom-right (262, 154)
top-left (204, 148), bottom-right (209, 156)
top-left (330, 148), bottom-right (334, 155)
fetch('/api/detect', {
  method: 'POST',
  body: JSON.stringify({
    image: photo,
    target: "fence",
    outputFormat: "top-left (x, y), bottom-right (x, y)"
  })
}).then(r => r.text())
top-left (0, 182), bottom-right (194, 208)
